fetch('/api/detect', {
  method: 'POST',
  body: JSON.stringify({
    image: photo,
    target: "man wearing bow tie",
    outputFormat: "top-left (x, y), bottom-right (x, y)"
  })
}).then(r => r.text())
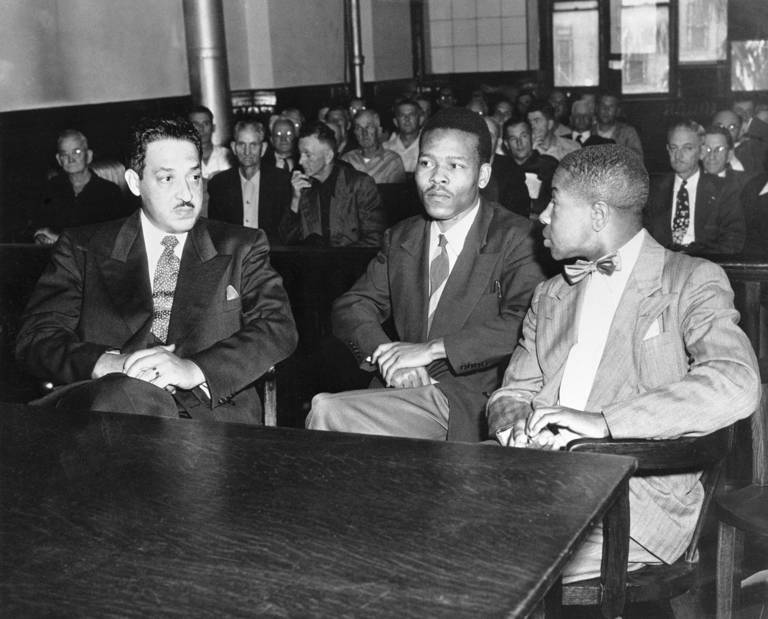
top-left (16, 117), bottom-right (298, 423)
top-left (487, 144), bottom-right (760, 582)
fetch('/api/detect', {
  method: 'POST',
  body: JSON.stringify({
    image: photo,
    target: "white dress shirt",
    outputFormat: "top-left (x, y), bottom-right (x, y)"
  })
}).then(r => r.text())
top-left (240, 169), bottom-right (261, 228)
top-left (140, 210), bottom-right (188, 292)
top-left (558, 229), bottom-right (645, 410)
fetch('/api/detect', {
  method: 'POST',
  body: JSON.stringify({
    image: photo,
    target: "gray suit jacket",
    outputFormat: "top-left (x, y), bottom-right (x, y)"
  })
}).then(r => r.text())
top-left (487, 231), bottom-right (760, 562)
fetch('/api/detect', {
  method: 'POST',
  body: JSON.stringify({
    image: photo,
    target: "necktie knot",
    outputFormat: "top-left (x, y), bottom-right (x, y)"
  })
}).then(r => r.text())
top-left (437, 234), bottom-right (447, 249)
top-left (563, 253), bottom-right (620, 285)
top-left (161, 235), bottom-right (179, 251)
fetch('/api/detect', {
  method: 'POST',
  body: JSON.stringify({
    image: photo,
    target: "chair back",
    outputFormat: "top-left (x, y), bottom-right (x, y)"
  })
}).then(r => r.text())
top-left (754, 382), bottom-right (767, 485)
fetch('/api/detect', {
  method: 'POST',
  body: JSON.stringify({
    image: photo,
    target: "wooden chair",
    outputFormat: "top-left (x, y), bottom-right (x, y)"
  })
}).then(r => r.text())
top-left (715, 381), bottom-right (767, 619)
top-left (562, 427), bottom-right (734, 618)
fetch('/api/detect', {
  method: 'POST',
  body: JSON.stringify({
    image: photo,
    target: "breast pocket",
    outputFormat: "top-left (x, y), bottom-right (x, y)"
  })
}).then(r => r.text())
top-left (638, 332), bottom-right (687, 390)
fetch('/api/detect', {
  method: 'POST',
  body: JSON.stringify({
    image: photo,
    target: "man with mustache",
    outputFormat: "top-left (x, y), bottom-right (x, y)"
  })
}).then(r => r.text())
top-left (16, 117), bottom-right (297, 423)
top-left (306, 107), bottom-right (544, 442)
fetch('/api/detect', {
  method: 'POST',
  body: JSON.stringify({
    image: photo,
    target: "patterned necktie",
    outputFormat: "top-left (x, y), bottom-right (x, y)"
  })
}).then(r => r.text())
top-left (576, 133), bottom-right (584, 144)
top-left (672, 179), bottom-right (689, 245)
top-left (151, 235), bottom-right (180, 343)
top-left (563, 252), bottom-right (620, 285)
top-left (427, 234), bottom-right (449, 330)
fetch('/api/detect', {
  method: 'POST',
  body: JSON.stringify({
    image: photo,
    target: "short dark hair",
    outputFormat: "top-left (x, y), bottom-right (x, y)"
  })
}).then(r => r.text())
top-left (420, 106), bottom-right (492, 164)
top-left (703, 124), bottom-right (734, 150)
top-left (299, 120), bottom-right (337, 152)
top-left (393, 98), bottom-right (420, 115)
top-left (188, 105), bottom-right (214, 121)
top-left (127, 117), bottom-right (202, 177)
top-left (556, 145), bottom-right (649, 221)
top-left (526, 100), bottom-right (555, 121)
top-left (503, 117), bottom-right (532, 135)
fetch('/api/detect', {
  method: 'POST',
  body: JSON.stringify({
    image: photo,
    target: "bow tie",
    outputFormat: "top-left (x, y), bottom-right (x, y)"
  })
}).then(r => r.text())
top-left (563, 253), bottom-right (621, 285)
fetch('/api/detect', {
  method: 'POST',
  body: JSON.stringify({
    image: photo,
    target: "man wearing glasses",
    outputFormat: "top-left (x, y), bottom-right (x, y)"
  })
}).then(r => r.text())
top-left (645, 119), bottom-right (745, 255)
top-left (32, 129), bottom-right (126, 246)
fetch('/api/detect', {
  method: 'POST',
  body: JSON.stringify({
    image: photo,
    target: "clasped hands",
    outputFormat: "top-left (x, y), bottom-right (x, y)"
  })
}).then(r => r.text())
top-left (497, 405), bottom-right (609, 450)
top-left (92, 344), bottom-right (205, 392)
top-left (369, 340), bottom-right (445, 389)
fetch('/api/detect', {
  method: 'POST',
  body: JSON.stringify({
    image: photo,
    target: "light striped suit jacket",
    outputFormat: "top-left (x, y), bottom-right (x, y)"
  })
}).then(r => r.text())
top-left (487, 231), bottom-right (760, 562)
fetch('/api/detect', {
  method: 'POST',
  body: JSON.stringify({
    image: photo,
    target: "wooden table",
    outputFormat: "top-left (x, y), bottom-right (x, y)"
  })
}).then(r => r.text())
top-left (0, 404), bottom-right (635, 617)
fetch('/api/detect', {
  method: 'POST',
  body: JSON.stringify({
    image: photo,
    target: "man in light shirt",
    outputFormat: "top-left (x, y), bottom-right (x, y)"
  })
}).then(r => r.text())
top-left (16, 117), bottom-right (297, 423)
top-left (342, 109), bottom-right (406, 184)
top-left (487, 144), bottom-right (759, 583)
top-left (383, 99), bottom-right (422, 174)
top-left (306, 107), bottom-right (544, 442)
top-left (207, 117), bottom-right (292, 243)
top-left (527, 100), bottom-right (580, 162)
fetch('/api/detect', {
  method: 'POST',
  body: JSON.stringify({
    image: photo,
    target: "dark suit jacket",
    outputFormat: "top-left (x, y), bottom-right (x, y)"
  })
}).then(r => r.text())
top-left (645, 171), bottom-right (746, 255)
top-left (207, 166), bottom-right (292, 243)
top-left (15, 211), bottom-right (298, 423)
top-left (735, 116), bottom-right (768, 174)
top-left (742, 172), bottom-right (768, 255)
top-left (262, 147), bottom-right (298, 173)
top-left (332, 200), bottom-right (545, 441)
top-left (482, 157), bottom-right (531, 218)
top-left (278, 163), bottom-right (385, 247)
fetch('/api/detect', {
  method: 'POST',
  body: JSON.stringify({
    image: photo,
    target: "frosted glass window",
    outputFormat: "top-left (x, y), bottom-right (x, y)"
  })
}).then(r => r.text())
top-left (619, 0), bottom-right (669, 94)
top-left (553, 1), bottom-right (599, 87)
top-left (426, 0), bottom-right (528, 74)
top-left (731, 40), bottom-right (768, 91)
top-left (679, 0), bottom-right (727, 63)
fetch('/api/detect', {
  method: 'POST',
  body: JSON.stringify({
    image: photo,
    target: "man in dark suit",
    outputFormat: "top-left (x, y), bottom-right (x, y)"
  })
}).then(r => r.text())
top-left (261, 117), bottom-right (298, 173)
top-left (570, 100), bottom-right (614, 148)
top-left (16, 117), bottom-right (298, 424)
top-left (305, 108), bottom-right (544, 442)
top-left (646, 119), bottom-right (745, 255)
top-left (207, 116), bottom-right (292, 243)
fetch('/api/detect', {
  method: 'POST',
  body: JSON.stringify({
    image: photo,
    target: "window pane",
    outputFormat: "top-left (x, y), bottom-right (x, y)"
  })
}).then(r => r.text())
top-left (731, 40), bottom-right (768, 90)
top-left (620, 0), bottom-right (669, 94)
top-left (679, 0), bottom-right (727, 63)
top-left (553, 1), bottom-right (599, 87)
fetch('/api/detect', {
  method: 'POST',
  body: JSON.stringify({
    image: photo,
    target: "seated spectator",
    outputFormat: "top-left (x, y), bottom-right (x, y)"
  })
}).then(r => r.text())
top-left (306, 107), bottom-right (543, 442)
top-left (487, 144), bottom-right (759, 584)
top-left (645, 119), bottom-right (745, 255)
top-left (713, 108), bottom-right (768, 174)
top-left (326, 105), bottom-right (357, 155)
top-left (279, 121), bottom-right (384, 247)
top-left (548, 88), bottom-right (571, 137)
top-left (570, 100), bottom-right (614, 147)
top-left (342, 109), bottom-right (406, 184)
top-left (383, 98), bottom-right (422, 174)
top-left (31, 129), bottom-right (126, 246)
top-left (280, 107), bottom-right (306, 133)
top-left (515, 89), bottom-right (535, 118)
top-left (594, 93), bottom-right (643, 158)
top-left (207, 117), bottom-right (292, 244)
top-left (436, 86), bottom-right (458, 110)
top-left (188, 105), bottom-right (232, 180)
top-left (503, 118), bottom-right (559, 216)
top-left (491, 99), bottom-right (514, 131)
top-left (414, 94), bottom-right (434, 122)
top-left (742, 172), bottom-right (768, 255)
top-left (700, 124), bottom-right (751, 193)
top-left (348, 97), bottom-right (366, 119)
top-left (481, 117), bottom-right (530, 218)
top-left (528, 100), bottom-right (581, 161)
top-left (263, 117), bottom-right (298, 172)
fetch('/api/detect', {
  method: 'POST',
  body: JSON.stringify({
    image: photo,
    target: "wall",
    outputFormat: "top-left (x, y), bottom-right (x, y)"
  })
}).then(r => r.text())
top-left (0, 0), bottom-right (189, 111)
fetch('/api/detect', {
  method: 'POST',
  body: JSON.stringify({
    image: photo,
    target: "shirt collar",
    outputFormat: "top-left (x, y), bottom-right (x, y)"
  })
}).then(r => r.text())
top-left (430, 198), bottom-right (481, 252)
top-left (140, 209), bottom-right (188, 251)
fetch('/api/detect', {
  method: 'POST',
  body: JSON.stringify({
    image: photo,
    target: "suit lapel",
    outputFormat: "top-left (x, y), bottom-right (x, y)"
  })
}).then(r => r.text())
top-left (166, 219), bottom-right (230, 345)
top-left (586, 233), bottom-right (671, 408)
top-left (396, 218), bottom-right (431, 341)
top-left (694, 174), bottom-right (717, 237)
top-left (428, 202), bottom-right (498, 339)
top-left (99, 211), bottom-right (153, 339)
top-left (538, 276), bottom-right (582, 382)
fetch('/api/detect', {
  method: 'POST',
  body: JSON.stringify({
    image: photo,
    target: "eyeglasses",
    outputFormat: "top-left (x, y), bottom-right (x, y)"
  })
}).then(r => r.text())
top-left (702, 145), bottom-right (728, 156)
top-left (58, 148), bottom-right (85, 158)
top-left (273, 131), bottom-right (294, 138)
top-left (715, 123), bottom-right (739, 132)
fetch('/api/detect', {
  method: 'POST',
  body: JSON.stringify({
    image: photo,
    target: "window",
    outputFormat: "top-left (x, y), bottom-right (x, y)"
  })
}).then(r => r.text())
top-left (614, 0), bottom-right (670, 94)
top-left (679, 0), bottom-right (727, 63)
top-left (731, 40), bottom-right (768, 90)
top-left (425, 0), bottom-right (529, 74)
top-left (552, 1), bottom-right (599, 87)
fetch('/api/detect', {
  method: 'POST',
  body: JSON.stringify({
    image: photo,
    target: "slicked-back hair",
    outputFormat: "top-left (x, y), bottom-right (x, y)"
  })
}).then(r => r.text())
top-left (233, 116), bottom-right (266, 139)
top-left (394, 98), bottom-right (420, 115)
top-left (556, 145), bottom-right (649, 221)
top-left (526, 100), bottom-right (555, 121)
top-left (703, 124), bottom-right (734, 150)
top-left (57, 129), bottom-right (89, 151)
top-left (127, 117), bottom-right (202, 178)
top-left (666, 118), bottom-right (704, 143)
top-left (420, 106), bottom-right (493, 164)
top-left (503, 117), bottom-right (532, 135)
top-left (299, 120), bottom-right (338, 152)
top-left (188, 104), bottom-right (214, 121)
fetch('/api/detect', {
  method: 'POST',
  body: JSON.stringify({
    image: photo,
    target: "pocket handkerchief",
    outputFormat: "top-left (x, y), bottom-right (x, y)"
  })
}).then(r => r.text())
top-left (226, 285), bottom-right (240, 301)
top-left (643, 318), bottom-right (661, 340)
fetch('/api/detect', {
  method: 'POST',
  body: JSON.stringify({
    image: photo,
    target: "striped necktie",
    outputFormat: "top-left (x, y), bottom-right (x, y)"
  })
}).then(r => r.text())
top-left (427, 234), bottom-right (449, 330)
top-left (151, 235), bottom-right (180, 343)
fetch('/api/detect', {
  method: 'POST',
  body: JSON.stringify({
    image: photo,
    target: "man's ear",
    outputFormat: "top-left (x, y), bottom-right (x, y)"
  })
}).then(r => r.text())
top-left (55, 154), bottom-right (65, 169)
top-left (260, 142), bottom-right (268, 157)
top-left (478, 162), bottom-right (492, 189)
top-left (86, 149), bottom-right (94, 165)
top-left (125, 169), bottom-right (141, 197)
top-left (591, 201), bottom-right (610, 231)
